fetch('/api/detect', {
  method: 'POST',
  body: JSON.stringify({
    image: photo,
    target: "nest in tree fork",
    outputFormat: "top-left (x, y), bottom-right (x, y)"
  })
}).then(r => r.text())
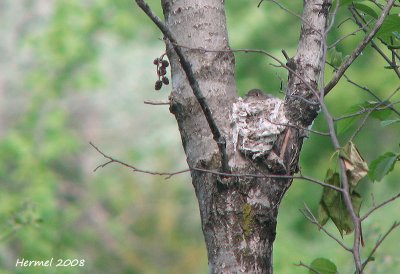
top-left (231, 95), bottom-right (288, 160)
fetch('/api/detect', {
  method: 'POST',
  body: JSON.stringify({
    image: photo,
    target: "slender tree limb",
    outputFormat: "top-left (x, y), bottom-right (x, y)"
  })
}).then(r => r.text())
top-left (342, 74), bottom-right (400, 117)
top-left (144, 100), bottom-right (170, 105)
top-left (264, 117), bottom-right (330, 136)
top-left (301, 204), bottom-right (352, 252)
top-left (318, 72), bottom-right (365, 270)
top-left (90, 142), bottom-right (190, 179)
top-left (350, 7), bottom-right (400, 78)
top-left (326, 0), bottom-right (340, 34)
top-left (261, 0), bottom-right (328, 41)
top-left (324, 0), bottom-right (396, 95)
top-left (334, 102), bottom-right (400, 121)
top-left (328, 25), bottom-right (367, 49)
top-left (319, 97), bottom-right (364, 271)
top-left (90, 142), bottom-right (344, 192)
top-left (294, 261), bottom-right (320, 274)
top-left (325, 61), bottom-right (400, 118)
top-left (361, 222), bottom-right (400, 272)
top-left (135, 0), bottom-right (230, 172)
top-left (361, 193), bottom-right (400, 221)
top-left (164, 41), bottom-right (325, 115)
top-left (169, 43), bottom-right (322, 106)
top-left (266, 0), bottom-right (304, 23)
top-left (349, 87), bottom-right (399, 141)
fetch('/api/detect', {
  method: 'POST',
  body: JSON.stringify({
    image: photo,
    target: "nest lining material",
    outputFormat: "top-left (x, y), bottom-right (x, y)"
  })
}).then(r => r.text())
top-left (231, 96), bottom-right (288, 159)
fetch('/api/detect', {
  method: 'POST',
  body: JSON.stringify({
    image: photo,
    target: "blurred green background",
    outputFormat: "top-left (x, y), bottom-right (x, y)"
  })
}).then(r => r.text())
top-left (1, 0), bottom-right (399, 273)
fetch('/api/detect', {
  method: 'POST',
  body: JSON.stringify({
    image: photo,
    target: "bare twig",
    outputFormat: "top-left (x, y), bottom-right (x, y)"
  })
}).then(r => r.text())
top-left (342, 74), bottom-right (400, 117)
top-left (349, 87), bottom-right (399, 141)
top-left (324, 0), bottom-right (396, 95)
top-left (350, 7), bottom-right (400, 78)
top-left (361, 193), bottom-right (400, 221)
top-left (169, 43), bottom-right (322, 105)
top-left (263, 116), bottom-right (330, 136)
top-left (337, 17), bottom-right (354, 29)
top-left (319, 98), bottom-right (364, 271)
top-left (90, 142), bottom-right (190, 179)
top-left (294, 261), bottom-right (320, 274)
top-left (144, 100), bottom-right (170, 105)
top-left (295, 175), bottom-right (344, 192)
top-left (304, 3), bottom-right (365, 269)
top-left (318, 64), bottom-right (364, 272)
top-left (90, 142), bottom-right (344, 192)
top-left (334, 103), bottom-right (397, 122)
top-left (135, 0), bottom-right (230, 172)
top-left (328, 25), bottom-right (367, 49)
top-left (302, 204), bottom-right (352, 252)
top-left (326, 0), bottom-right (340, 34)
top-left (267, 0), bottom-right (304, 23)
top-left (361, 222), bottom-right (400, 272)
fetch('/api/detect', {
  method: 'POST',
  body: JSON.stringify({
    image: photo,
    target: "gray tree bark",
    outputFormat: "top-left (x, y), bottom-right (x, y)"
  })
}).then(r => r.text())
top-left (161, 0), bottom-right (331, 273)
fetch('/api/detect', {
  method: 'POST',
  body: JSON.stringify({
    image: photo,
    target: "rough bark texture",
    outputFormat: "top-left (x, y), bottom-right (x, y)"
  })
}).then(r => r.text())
top-left (161, 0), bottom-right (331, 273)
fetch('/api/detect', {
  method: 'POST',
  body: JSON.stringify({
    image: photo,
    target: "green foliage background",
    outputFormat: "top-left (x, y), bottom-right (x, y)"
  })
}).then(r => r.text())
top-left (0, 0), bottom-right (399, 273)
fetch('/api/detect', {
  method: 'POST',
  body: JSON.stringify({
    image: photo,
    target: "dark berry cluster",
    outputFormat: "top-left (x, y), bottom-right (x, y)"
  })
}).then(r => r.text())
top-left (153, 57), bottom-right (170, 90)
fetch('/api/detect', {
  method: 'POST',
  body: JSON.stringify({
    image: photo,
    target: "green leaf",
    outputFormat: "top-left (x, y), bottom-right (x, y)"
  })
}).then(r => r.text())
top-left (368, 152), bottom-right (399, 182)
top-left (336, 104), bottom-right (361, 136)
top-left (319, 169), bottom-right (363, 236)
top-left (354, 2), bottom-right (379, 19)
top-left (378, 14), bottom-right (400, 38)
top-left (309, 258), bottom-right (338, 274)
top-left (318, 200), bottom-right (330, 226)
top-left (381, 119), bottom-right (400, 127)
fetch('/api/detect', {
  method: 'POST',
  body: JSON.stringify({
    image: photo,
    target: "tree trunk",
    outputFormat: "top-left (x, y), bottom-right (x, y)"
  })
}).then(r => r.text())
top-left (161, 0), bottom-right (331, 273)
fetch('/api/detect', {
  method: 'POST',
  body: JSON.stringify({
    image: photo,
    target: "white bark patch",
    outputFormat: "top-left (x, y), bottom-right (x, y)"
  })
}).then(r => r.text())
top-left (247, 188), bottom-right (270, 208)
top-left (231, 96), bottom-right (288, 159)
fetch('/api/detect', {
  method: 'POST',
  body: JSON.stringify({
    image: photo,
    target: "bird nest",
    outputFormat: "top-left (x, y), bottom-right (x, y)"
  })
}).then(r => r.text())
top-left (231, 95), bottom-right (288, 160)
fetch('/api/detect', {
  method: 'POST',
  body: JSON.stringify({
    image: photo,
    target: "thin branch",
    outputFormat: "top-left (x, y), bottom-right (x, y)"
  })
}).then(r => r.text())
top-left (135, 0), bottom-right (230, 172)
top-left (144, 100), bottom-right (170, 105)
top-left (325, 62), bottom-right (400, 120)
top-left (325, 0), bottom-right (340, 34)
top-left (90, 142), bottom-right (190, 179)
top-left (328, 25), bottom-right (367, 49)
top-left (165, 42), bottom-right (324, 110)
top-left (267, 0), bottom-right (304, 23)
top-left (361, 193), bottom-right (400, 221)
top-left (337, 17), bottom-right (354, 29)
top-left (342, 74), bottom-right (400, 117)
top-left (361, 222), bottom-right (400, 272)
top-left (90, 142), bottom-right (344, 192)
top-left (285, 92), bottom-right (320, 106)
top-left (294, 261), bottom-right (320, 274)
top-left (320, 99), bottom-right (364, 271)
top-left (319, 66), bottom-right (364, 272)
top-left (295, 175), bottom-right (344, 192)
top-left (264, 116), bottom-right (330, 136)
top-left (301, 204), bottom-right (352, 252)
top-left (172, 43), bottom-right (322, 106)
top-left (349, 87), bottom-right (399, 141)
top-left (350, 8), bottom-right (400, 78)
top-left (324, 0), bottom-right (396, 95)
top-left (334, 103), bottom-right (397, 122)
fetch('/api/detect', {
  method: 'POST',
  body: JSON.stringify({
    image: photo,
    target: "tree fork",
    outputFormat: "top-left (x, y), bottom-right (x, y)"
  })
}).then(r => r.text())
top-left (137, 0), bottom-right (331, 273)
